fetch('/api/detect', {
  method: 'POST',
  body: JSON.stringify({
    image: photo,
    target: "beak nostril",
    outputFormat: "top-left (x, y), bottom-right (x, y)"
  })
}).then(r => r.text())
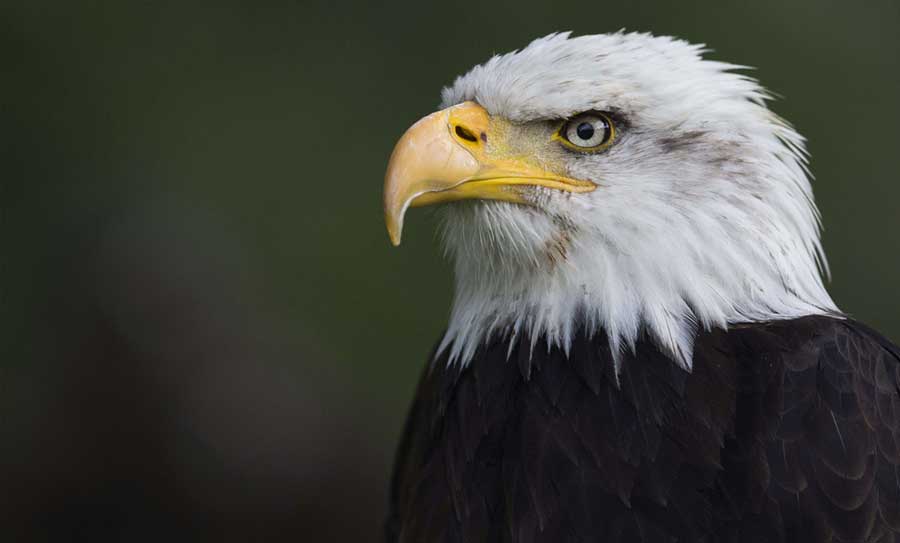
top-left (455, 125), bottom-right (479, 143)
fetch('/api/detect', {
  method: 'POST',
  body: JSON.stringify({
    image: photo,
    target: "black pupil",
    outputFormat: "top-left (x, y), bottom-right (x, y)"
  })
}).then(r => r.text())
top-left (576, 122), bottom-right (595, 141)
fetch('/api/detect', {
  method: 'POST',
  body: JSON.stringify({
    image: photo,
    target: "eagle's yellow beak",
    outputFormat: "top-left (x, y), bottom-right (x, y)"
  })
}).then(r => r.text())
top-left (383, 101), bottom-right (596, 246)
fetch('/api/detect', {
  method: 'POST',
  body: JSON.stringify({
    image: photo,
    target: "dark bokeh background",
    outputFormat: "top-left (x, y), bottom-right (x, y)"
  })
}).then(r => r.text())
top-left (3, 1), bottom-right (898, 541)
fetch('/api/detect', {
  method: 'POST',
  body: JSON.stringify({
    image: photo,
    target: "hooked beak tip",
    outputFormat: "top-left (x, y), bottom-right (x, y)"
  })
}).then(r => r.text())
top-left (385, 210), bottom-right (403, 246)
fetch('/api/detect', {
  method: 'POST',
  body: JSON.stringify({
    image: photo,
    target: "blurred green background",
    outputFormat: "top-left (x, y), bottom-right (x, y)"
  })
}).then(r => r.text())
top-left (2, 1), bottom-right (898, 541)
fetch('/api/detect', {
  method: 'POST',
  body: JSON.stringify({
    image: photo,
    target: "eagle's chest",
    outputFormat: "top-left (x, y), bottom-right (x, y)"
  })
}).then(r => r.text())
top-left (392, 331), bottom-right (751, 542)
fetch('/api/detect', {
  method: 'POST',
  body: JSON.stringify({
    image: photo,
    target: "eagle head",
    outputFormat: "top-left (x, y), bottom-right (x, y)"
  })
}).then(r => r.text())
top-left (384, 32), bottom-right (837, 371)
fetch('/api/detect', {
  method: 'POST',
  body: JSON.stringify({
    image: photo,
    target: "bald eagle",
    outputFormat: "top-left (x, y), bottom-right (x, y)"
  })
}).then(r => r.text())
top-left (382, 32), bottom-right (900, 543)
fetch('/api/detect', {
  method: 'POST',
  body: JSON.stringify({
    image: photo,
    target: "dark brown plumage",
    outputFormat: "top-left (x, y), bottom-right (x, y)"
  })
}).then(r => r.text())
top-left (385, 316), bottom-right (900, 542)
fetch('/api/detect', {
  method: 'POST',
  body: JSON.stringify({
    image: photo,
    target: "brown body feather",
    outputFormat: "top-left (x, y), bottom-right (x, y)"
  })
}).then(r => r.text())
top-left (386, 316), bottom-right (900, 542)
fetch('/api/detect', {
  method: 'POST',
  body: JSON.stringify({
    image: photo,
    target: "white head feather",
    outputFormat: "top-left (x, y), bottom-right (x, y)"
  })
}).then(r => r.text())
top-left (433, 31), bottom-right (839, 371)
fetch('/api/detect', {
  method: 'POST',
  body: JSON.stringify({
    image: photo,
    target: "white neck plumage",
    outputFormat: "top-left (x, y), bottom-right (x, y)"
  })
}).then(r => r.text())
top-left (435, 182), bottom-right (839, 373)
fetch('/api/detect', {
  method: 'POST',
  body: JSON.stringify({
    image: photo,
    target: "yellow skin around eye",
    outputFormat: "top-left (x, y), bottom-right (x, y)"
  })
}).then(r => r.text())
top-left (483, 118), bottom-right (570, 176)
top-left (551, 113), bottom-right (616, 153)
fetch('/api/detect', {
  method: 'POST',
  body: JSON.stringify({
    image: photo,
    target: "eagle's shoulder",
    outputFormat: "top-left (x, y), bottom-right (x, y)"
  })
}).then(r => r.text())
top-left (706, 315), bottom-right (900, 542)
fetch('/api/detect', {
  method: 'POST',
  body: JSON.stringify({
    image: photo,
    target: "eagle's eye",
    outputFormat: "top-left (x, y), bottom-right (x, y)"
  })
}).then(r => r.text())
top-left (556, 112), bottom-right (615, 152)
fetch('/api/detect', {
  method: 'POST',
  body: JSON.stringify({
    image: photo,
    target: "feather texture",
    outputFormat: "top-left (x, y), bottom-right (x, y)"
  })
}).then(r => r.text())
top-left (386, 316), bottom-right (900, 542)
top-left (435, 32), bottom-right (838, 369)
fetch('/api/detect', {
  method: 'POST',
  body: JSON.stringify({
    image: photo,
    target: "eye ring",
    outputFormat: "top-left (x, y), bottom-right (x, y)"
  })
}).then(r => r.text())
top-left (555, 112), bottom-right (616, 153)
